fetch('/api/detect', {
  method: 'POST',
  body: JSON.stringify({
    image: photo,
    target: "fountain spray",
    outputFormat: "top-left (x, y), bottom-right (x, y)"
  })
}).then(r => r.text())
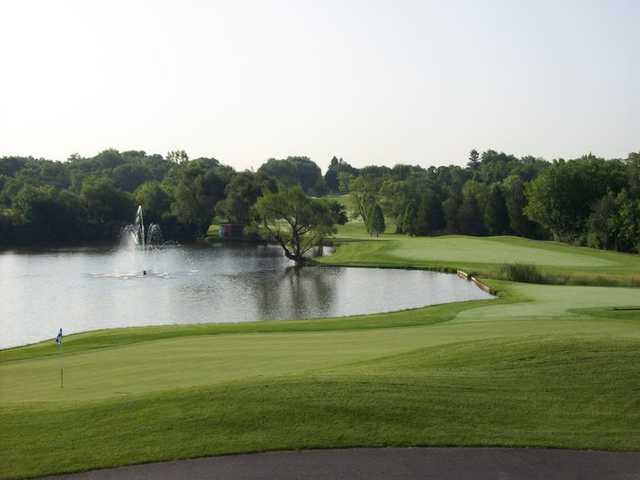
top-left (135, 205), bottom-right (145, 250)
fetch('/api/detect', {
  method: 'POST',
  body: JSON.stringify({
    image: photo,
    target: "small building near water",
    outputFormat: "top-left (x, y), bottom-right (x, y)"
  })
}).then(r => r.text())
top-left (218, 223), bottom-right (245, 239)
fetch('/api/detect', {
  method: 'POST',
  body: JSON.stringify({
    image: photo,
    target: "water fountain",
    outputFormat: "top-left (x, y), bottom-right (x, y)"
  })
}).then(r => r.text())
top-left (108, 206), bottom-right (167, 278)
top-left (122, 206), bottom-right (163, 249)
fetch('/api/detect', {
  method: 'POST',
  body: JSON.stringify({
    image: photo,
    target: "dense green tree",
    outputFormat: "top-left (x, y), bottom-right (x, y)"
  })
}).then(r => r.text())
top-left (442, 194), bottom-right (461, 233)
top-left (368, 204), bottom-right (386, 237)
top-left (215, 171), bottom-right (262, 224)
top-left (94, 149), bottom-right (125, 169)
top-left (0, 151), bottom-right (229, 243)
top-left (525, 157), bottom-right (626, 242)
top-left (411, 192), bottom-right (444, 236)
top-left (192, 157), bottom-right (236, 181)
top-left (337, 171), bottom-right (353, 193)
top-left (502, 175), bottom-right (538, 237)
top-left (400, 201), bottom-right (417, 235)
top-left (324, 168), bottom-right (339, 193)
top-left (458, 196), bottom-right (485, 235)
top-left (462, 180), bottom-right (489, 211)
top-left (586, 192), bottom-right (618, 250)
top-left (484, 184), bottom-right (510, 235)
top-left (13, 185), bottom-right (86, 242)
top-left (0, 157), bottom-right (29, 176)
top-left (450, 180), bottom-right (489, 235)
top-left (113, 163), bottom-right (152, 192)
top-left (254, 187), bottom-right (337, 264)
top-left (626, 152), bottom-right (640, 197)
top-left (171, 161), bottom-right (227, 235)
top-left (0, 176), bottom-right (38, 208)
top-left (0, 211), bottom-right (14, 244)
top-left (327, 200), bottom-right (348, 225)
top-left (379, 179), bottom-right (409, 232)
top-left (467, 149), bottom-right (480, 170)
top-left (612, 190), bottom-right (640, 253)
top-left (17, 159), bottom-right (71, 189)
top-left (134, 182), bottom-right (172, 225)
top-left (359, 165), bottom-right (391, 178)
top-left (258, 157), bottom-right (324, 193)
top-left (512, 155), bottom-right (549, 181)
top-left (167, 149), bottom-right (189, 164)
top-left (324, 156), bottom-right (358, 193)
top-left (350, 176), bottom-right (378, 228)
top-left (477, 150), bottom-right (520, 183)
top-left (391, 164), bottom-right (425, 180)
top-left (258, 158), bottom-right (296, 186)
top-left (324, 156), bottom-right (341, 192)
top-left (81, 177), bottom-right (134, 237)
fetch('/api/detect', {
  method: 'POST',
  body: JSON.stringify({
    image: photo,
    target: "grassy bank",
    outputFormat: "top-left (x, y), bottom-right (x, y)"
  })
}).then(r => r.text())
top-left (321, 225), bottom-right (640, 286)
top-left (2, 228), bottom-right (640, 478)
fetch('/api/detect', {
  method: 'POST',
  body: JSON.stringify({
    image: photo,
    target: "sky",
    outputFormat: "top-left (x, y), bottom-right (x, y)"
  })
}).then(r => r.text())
top-left (0, 0), bottom-right (638, 171)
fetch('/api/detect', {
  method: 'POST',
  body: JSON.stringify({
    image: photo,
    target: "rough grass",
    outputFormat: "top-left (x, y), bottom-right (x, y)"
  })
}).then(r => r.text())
top-left (3, 225), bottom-right (640, 478)
top-left (499, 263), bottom-right (547, 283)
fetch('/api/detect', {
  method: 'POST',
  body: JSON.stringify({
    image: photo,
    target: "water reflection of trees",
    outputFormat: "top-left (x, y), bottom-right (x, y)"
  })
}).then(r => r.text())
top-left (254, 266), bottom-right (337, 320)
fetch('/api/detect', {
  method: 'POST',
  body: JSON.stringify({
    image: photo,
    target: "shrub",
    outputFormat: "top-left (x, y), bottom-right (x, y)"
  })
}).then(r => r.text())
top-left (499, 263), bottom-right (546, 284)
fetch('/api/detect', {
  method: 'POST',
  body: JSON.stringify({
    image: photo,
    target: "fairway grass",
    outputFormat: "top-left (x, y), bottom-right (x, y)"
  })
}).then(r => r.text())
top-left (323, 227), bottom-right (640, 286)
top-left (2, 231), bottom-right (640, 479)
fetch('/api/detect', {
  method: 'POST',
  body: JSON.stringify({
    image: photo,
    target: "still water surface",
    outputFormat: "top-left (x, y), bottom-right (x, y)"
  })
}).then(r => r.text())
top-left (0, 244), bottom-right (493, 349)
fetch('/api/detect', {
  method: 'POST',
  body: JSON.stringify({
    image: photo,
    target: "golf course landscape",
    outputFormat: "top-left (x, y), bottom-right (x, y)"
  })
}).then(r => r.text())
top-left (3, 2), bottom-right (639, 478)
top-left (2, 224), bottom-right (640, 479)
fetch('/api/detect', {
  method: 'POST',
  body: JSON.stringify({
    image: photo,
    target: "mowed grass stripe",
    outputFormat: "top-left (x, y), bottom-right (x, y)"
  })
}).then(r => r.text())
top-left (3, 337), bottom-right (640, 479)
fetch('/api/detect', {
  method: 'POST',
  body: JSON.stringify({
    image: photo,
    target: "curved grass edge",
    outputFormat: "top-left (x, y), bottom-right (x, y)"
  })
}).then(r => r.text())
top-left (0, 278), bottom-right (516, 364)
top-left (318, 236), bottom-right (640, 287)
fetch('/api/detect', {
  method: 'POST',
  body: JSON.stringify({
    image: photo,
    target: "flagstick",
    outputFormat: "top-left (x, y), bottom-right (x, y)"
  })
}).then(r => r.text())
top-left (59, 341), bottom-right (64, 389)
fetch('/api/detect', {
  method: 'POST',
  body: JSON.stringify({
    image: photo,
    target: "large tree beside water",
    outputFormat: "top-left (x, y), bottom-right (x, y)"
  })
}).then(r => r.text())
top-left (254, 187), bottom-right (338, 264)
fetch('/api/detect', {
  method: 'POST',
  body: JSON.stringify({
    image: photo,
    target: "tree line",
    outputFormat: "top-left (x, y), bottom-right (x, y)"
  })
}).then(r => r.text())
top-left (0, 150), bottom-right (338, 247)
top-left (0, 148), bottom-right (638, 254)
top-left (327, 150), bottom-right (640, 253)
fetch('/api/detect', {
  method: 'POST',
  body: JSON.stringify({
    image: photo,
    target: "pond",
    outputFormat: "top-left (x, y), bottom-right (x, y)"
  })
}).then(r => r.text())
top-left (0, 244), bottom-right (493, 349)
